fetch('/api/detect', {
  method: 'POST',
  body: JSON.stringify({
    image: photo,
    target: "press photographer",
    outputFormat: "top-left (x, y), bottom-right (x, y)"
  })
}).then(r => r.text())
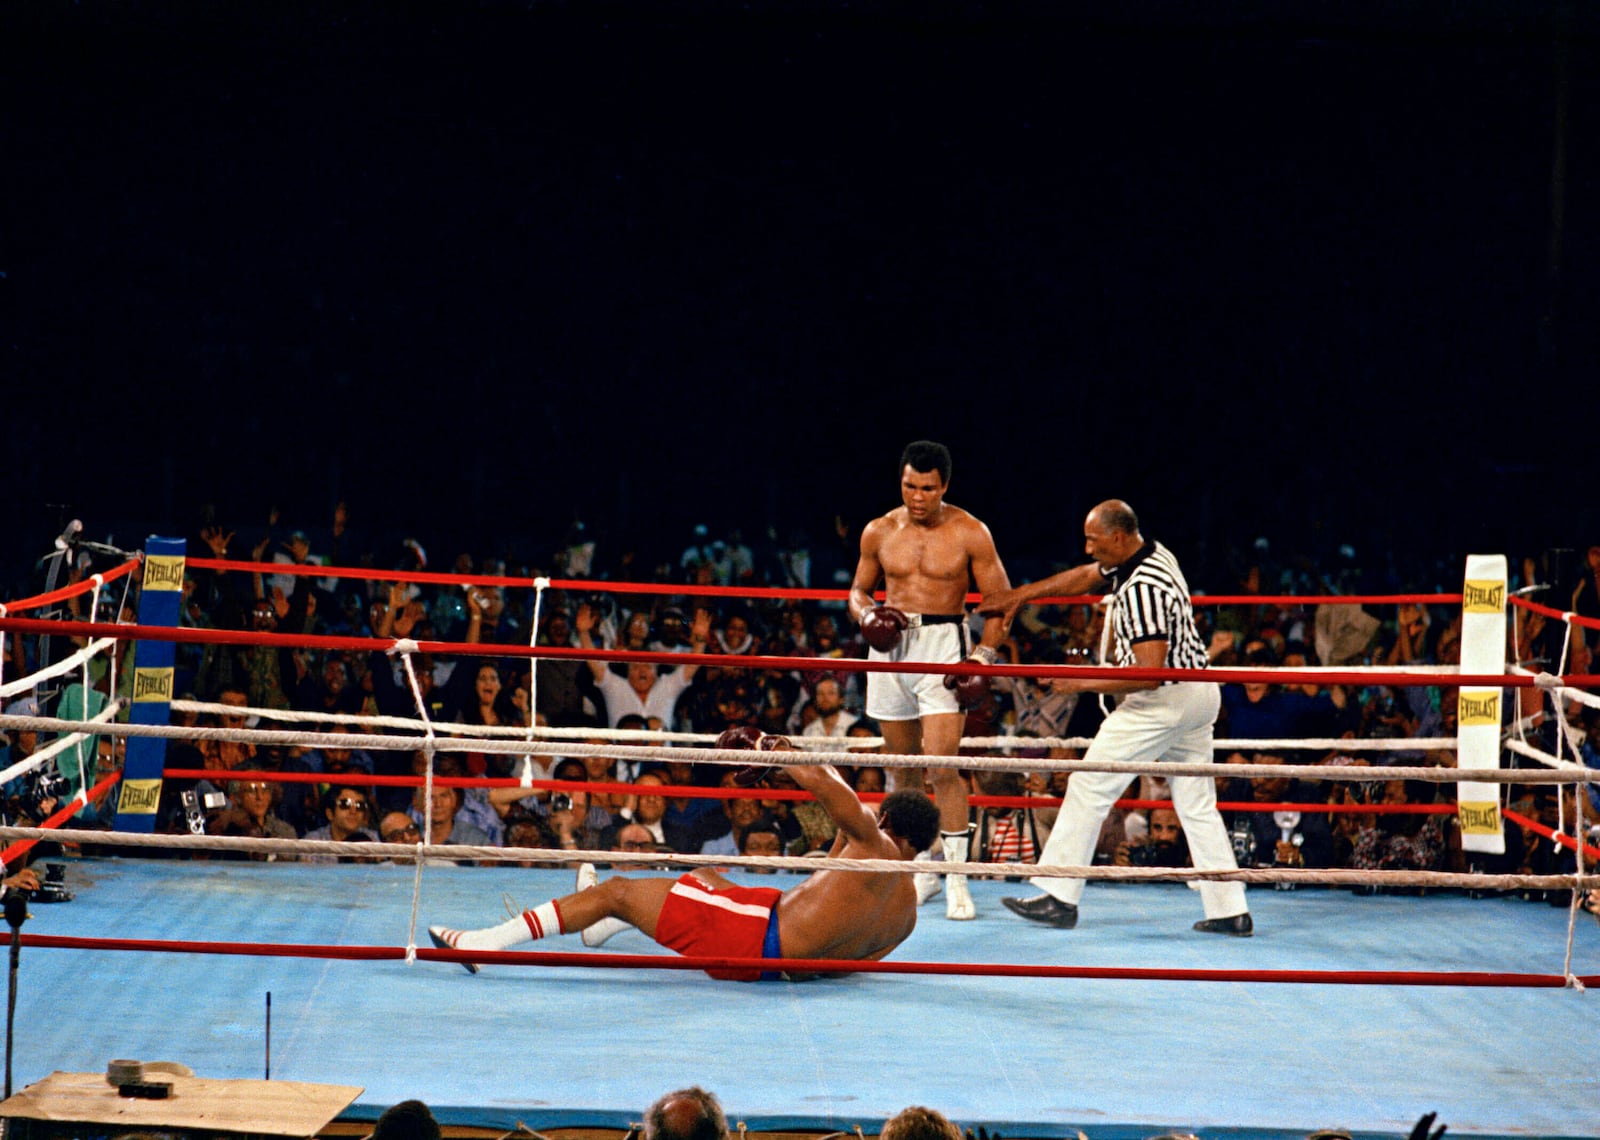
top-left (1226, 750), bottom-right (1336, 871)
top-left (1115, 807), bottom-right (1191, 868)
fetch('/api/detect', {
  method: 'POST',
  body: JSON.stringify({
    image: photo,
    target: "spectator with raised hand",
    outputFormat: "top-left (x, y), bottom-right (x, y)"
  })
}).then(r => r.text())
top-left (368, 581), bottom-right (446, 720)
top-left (1385, 602), bottom-right (1433, 666)
top-left (574, 601), bottom-right (709, 729)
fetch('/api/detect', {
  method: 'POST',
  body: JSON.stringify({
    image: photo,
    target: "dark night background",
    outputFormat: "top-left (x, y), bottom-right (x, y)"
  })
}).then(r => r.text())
top-left (3, 1), bottom-right (1596, 594)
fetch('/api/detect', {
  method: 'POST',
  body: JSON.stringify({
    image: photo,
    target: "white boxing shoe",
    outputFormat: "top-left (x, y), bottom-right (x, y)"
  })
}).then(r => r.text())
top-left (428, 925), bottom-right (482, 974)
top-left (940, 832), bottom-right (976, 920)
top-left (576, 862), bottom-right (632, 948)
top-left (944, 874), bottom-right (976, 921)
top-left (912, 849), bottom-right (943, 904)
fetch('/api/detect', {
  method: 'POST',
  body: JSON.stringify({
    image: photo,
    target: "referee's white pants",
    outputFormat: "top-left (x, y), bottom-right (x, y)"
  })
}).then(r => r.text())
top-left (1029, 681), bottom-right (1247, 920)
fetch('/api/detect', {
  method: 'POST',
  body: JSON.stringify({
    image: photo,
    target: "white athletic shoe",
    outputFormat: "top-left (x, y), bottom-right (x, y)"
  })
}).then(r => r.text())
top-left (576, 861), bottom-right (632, 948)
top-left (912, 849), bottom-right (942, 904)
top-left (427, 925), bottom-right (482, 975)
top-left (944, 874), bottom-right (976, 921)
top-left (941, 833), bottom-right (976, 921)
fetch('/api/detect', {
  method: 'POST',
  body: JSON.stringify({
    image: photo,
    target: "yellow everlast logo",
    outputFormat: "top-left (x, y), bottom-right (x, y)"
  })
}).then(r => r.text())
top-left (144, 555), bottom-right (186, 592)
top-left (132, 667), bottom-right (174, 703)
top-left (1462, 580), bottom-right (1504, 613)
top-left (1458, 691), bottom-right (1500, 726)
top-left (1457, 802), bottom-right (1501, 835)
top-left (117, 779), bottom-right (162, 815)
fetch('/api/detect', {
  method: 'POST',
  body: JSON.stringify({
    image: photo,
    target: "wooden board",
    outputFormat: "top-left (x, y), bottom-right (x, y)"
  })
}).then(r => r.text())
top-left (0, 1070), bottom-right (363, 1137)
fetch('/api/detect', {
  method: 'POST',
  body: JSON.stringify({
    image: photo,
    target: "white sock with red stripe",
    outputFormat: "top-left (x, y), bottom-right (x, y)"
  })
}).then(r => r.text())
top-left (437, 900), bottom-right (565, 953)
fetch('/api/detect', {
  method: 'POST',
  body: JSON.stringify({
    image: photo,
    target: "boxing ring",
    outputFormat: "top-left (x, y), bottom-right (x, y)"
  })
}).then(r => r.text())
top-left (8, 859), bottom-right (1600, 1138)
top-left (3, 550), bottom-right (1598, 1139)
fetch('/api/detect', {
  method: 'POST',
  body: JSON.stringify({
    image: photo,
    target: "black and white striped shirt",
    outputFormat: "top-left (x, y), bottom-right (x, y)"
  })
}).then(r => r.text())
top-left (1100, 541), bottom-right (1210, 674)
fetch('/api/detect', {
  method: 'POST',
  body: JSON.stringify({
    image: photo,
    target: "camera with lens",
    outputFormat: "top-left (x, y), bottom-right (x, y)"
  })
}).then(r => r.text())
top-left (24, 763), bottom-right (73, 820)
top-left (550, 793), bottom-right (573, 814)
top-left (1348, 780), bottom-right (1384, 805)
top-left (30, 861), bottom-right (74, 904)
top-left (1228, 816), bottom-right (1256, 865)
top-left (180, 788), bottom-right (228, 835)
top-left (1125, 842), bottom-right (1164, 867)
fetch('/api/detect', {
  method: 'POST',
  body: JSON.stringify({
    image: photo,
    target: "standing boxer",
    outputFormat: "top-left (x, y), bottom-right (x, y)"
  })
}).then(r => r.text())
top-left (979, 500), bottom-right (1252, 934)
top-left (849, 440), bottom-right (1012, 920)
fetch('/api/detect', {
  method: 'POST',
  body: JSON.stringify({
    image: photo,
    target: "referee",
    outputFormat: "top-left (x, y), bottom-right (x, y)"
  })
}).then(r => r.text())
top-left (978, 500), bottom-right (1252, 934)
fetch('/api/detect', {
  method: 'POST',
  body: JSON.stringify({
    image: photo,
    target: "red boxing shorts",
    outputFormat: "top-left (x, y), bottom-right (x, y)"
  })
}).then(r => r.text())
top-left (653, 873), bottom-right (784, 982)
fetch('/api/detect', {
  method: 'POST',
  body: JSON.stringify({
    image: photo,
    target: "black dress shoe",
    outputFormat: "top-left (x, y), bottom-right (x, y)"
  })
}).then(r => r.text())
top-left (1192, 913), bottom-right (1253, 936)
top-left (1001, 894), bottom-right (1078, 929)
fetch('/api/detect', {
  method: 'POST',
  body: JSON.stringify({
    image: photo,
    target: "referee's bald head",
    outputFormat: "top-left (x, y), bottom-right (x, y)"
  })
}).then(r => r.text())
top-left (1090, 500), bottom-right (1140, 537)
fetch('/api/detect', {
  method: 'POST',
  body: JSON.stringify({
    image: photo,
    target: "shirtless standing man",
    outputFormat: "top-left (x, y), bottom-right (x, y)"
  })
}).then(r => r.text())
top-left (428, 734), bottom-right (942, 980)
top-left (849, 440), bottom-right (1011, 920)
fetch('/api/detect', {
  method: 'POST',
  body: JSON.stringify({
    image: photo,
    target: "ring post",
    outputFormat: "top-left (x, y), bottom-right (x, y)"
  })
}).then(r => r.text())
top-left (113, 536), bottom-right (185, 833)
top-left (1457, 554), bottom-right (1507, 855)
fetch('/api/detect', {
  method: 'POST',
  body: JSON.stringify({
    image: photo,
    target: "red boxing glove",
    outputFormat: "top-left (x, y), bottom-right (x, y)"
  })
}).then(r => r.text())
top-left (944, 647), bottom-right (999, 711)
top-left (729, 731), bottom-right (794, 787)
top-left (731, 763), bottom-right (776, 787)
top-left (859, 605), bottom-right (909, 653)
top-left (715, 725), bottom-right (764, 751)
top-left (716, 724), bottom-right (774, 785)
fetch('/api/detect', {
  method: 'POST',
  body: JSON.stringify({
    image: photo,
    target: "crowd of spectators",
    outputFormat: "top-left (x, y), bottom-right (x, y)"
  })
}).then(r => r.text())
top-left (1, 507), bottom-right (1596, 915)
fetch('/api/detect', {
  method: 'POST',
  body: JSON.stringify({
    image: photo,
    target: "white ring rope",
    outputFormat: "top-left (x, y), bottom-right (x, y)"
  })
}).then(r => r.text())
top-left (0, 637), bottom-right (119, 700)
top-left (0, 701), bottom-right (123, 787)
top-left (1511, 666), bottom-right (1600, 711)
top-left (0, 713), bottom-right (1591, 785)
top-left (163, 702), bottom-right (1462, 756)
top-left (394, 646), bottom-right (439, 964)
top-left (83, 577), bottom-right (103, 726)
top-left (527, 578), bottom-right (547, 757)
top-left (4, 826), bottom-right (1596, 893)
top-left (964, 734), bottom-right (1460, 752)
top-left (1503, 738), bottom-right (1590, 773)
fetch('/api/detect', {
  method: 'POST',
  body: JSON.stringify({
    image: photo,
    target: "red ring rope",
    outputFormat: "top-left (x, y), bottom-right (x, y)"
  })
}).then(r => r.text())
top-left (0, 769), bottom-right (124, 865)
top-left (158, 769), bottom-right (1487, 815)
top-left (184, 555), bottom-right (1464, 609)
top-left (20, 934), bottom-right (1595, 988)
top-left (0, 617), bottom-right (1583, 688)
top-left (1510, 595), bottom-right (1600, 632)
top-left (1503, 807), bottom-right (1600, 861)
top-left (0, 558), bottom-right (140, 615)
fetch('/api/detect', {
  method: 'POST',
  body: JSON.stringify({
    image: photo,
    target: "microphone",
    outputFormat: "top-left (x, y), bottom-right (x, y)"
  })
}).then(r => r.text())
top-left (52, 519), bottom-right (83, 553)
top-left (3, 888), bottom-right (27, 932)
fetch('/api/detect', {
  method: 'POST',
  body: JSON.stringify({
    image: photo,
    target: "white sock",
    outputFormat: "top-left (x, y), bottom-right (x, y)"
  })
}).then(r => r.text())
top-left (941, 831), bottom-right (970, 866)
top-left (913, 849), bottom-right (942, 902)
top-left (460, 900), bottom-right (564, 951)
